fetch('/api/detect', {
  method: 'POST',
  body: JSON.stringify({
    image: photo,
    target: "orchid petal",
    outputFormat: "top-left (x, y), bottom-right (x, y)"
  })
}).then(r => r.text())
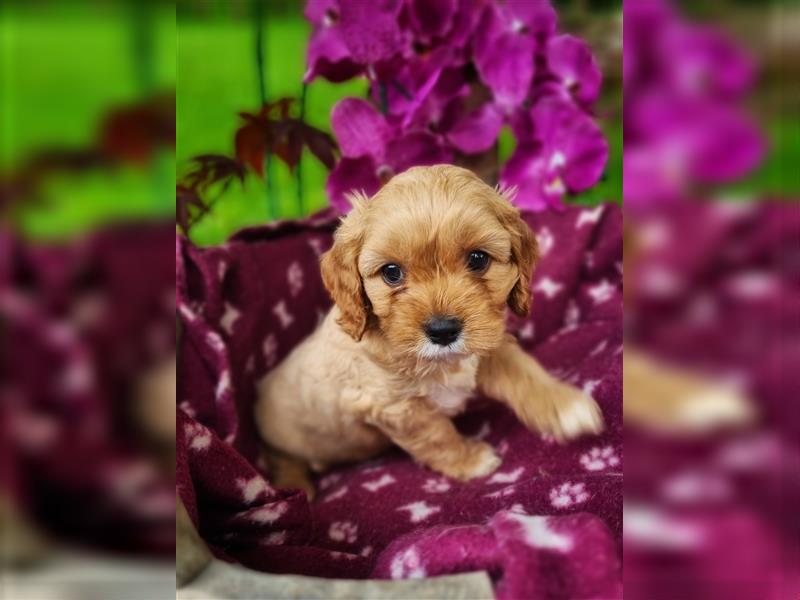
top-left (445, 0), bottom-right (487, 49)
top-left (408, 0), bottom-right (458, 42)
top-left (326, 156), bottom-right (381, 213)
top-left (664, 24), bottom-right (756, 99)
top-left (500, 143), bottom-right (551, 211)
top-left (532, 97), bottom-right (608, 192)
top-left (304, 25), bottom-right (362, 83)
top-left (339, 0), bottom-right (406, 65)
top-left (330, 98), bottom-right (390, 160)
top-left (304, 0), bottom-right (338, 26)
top-left (446, 102), bottom-right (504, 154)
top-left (546, 34), bottom-right (602, 105)
top-left (474, 22), bottom-right (535, 111)
top-left (506, 0), bottom-right (557, 36)
top-left (386, 131), bottom-right (453, 174)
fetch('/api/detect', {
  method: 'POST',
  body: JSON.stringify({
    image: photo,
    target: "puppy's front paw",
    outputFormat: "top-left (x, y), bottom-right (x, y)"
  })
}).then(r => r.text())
top-left (434, 440), bottom-right (501, 481)
top-left (526, 382), bottom-right (604, 442)
top-left (554, 392), bottom-right (604, 441)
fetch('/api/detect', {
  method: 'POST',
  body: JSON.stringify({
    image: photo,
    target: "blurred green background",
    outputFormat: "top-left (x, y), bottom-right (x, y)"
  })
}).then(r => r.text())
top-left (1, 2), bottom-right (175, 239)
top-left (2, 1), bottom-right (796, 246)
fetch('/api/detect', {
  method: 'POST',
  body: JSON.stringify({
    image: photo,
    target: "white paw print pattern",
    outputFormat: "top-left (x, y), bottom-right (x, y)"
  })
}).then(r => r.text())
top-left (215, 370), bottom-right (231, 401)
top-left (272, 300), bottom-right (295, 329)
top-left (318, 472), bottom-right (342, 490)
top-left (580, 446), bottom-right (620, 471)
top-left (564, 299), bottom-right (580, 327)
top-left (204, 330), bottom-right (226, 354)
top-left (307, 237), bottom-right (325, 256)
top-left (362, 473), bottom-right (396, 492)
top-left (518, 321), bottom-right (535, 340)
top-left (287, 261), bottom-right (304, 297)
top-left (540, 432), bottom-right (558, 444)
top-left (184, 420), bottom-right (211, 451)
top-left (328, 521), bottom-right (358, 543)
top-left (261, 530), bottom-right (287, 545)
top-left (510, 513), bottom-right (573, 552)
top-left (576, 205), bottom-right (604, 228)
top-left (236, 476), bottom-right (272, 504)
top-left (534, 277), bottom-right (563, 299)
top-left (582, 379), bottom-right (600, 398)
top-left (322, 486), bottom-right (348, 503)
top-left (590, 340), bottom-right (608, 356)
top-left (485, 486), bottom-right (516, 499)
top-left (179, 401), bottom-right (197, 418)
top-left (217, 260), bottom-right (227, 281)
top-left (588, 279), bottom-right (616, 304)
top-left (249, 502), bottom-right (287, 523)
top-left (537, 226), bottom-right (554, 256)
top-left (220, 302), bottom-right (241, 335)
top-left (472, 421), bottom-right (491, 440)
top-left (398, 501), bottom-right (440, 523)
top-left (422, 478), bottom-right (450, 493)
top-left (488, 466), bottom-right (524, 484)
top-left (549, 482), bottom-right (590, 508)
top-left (390, 546), bottom-right (426, 579)
top-left (179, 304), bottom-right (197, 324)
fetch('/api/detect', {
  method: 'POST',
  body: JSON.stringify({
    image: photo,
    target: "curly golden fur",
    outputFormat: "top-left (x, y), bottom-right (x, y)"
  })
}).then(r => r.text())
top-left (255, 165), bottom-right (603, 486)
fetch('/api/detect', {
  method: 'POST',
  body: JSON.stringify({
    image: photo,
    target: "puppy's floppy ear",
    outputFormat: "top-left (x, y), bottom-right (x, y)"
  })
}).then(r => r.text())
top-left (320, 194), bottom-right (370, 340)
top-left (494, 185), bottom-right (539, 318)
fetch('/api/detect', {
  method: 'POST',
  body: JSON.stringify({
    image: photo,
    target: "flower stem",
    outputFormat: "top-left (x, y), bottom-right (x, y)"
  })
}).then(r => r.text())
top-left (378, 82), bottom-right (389, 114)
top-left (390, 79), bottom-right (413, 100)
top-left (296, 82), bottom-right (307, 217)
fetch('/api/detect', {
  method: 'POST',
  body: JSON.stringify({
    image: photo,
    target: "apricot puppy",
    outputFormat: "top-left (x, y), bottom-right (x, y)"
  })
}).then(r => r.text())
top-left (255, 165), bottom-right (603, 483)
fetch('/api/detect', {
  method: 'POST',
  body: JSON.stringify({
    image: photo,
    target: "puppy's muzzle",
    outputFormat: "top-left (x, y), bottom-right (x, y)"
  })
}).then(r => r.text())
top-left (424, 316), bottom-right (463, 346)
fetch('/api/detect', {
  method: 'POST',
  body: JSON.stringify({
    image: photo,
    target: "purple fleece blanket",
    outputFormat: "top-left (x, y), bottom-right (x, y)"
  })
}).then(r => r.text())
top-left (176, 203), bottom-right (623, 599)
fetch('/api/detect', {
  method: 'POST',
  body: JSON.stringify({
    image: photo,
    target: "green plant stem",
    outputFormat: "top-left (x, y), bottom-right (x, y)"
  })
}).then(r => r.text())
top-left (253, 0), bottom-right (275, 220)
top-left (296, 82), bottom-right (307, 217)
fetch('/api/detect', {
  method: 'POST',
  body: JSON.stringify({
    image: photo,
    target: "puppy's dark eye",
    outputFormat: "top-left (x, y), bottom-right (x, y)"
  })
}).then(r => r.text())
top-left (467, 250), bottom-right (491, 273)
top-left (381, 264), bottom-right (404, 286)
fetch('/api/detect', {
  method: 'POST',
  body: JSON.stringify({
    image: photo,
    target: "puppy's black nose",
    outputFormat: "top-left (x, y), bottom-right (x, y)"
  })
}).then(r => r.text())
top-left (424, 316), bottom-right (463, 346)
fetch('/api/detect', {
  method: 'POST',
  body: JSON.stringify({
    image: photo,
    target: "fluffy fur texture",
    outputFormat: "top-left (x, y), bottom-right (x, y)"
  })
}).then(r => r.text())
top-left (254, 165), bottom-right (603, 483)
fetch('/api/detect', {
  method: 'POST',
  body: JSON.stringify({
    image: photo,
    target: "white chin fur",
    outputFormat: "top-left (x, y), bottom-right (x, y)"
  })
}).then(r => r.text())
top-left (418, 338), bottom-right (467, 361)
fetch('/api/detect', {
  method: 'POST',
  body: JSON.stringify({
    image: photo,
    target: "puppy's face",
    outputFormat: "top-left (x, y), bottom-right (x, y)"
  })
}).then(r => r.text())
top-left (321, 165), bottom-right (537, 362)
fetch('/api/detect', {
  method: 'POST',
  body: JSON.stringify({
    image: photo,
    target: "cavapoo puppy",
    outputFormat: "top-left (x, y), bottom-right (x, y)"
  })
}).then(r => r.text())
top-left (255, 165), bottom-right (603, 488)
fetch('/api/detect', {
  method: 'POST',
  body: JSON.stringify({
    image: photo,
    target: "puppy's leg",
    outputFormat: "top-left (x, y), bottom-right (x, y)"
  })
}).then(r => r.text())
top-left (366, 398), bottom-right (501, 481)
top-left (478, 335), bottom-right (604, 441)
top-left (266, 449), bottom-right (316, 501)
